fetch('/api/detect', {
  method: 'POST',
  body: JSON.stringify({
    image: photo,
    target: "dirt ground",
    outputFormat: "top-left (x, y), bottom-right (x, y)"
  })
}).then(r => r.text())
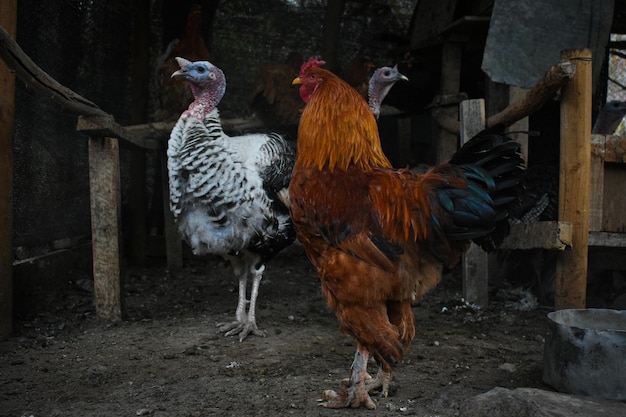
top-left (2, 244), bottom-right (554, 417)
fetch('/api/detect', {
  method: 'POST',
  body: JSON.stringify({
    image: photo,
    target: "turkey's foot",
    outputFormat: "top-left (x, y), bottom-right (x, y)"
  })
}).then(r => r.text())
top-left (216, 320), bottom-right (266, 341)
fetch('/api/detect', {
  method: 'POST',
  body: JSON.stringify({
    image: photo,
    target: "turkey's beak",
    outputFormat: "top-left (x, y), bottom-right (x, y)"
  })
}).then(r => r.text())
top-left (399, 74), bottom-right (409, 82)
top-left (171, 69), bottom-right (186, 79)
top-left (292, 77), bottom-right (302, 86)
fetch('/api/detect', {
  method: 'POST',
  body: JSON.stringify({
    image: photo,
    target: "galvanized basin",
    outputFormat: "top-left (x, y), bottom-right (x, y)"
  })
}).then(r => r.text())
top-left (543, 308), bottom-right (626, 400)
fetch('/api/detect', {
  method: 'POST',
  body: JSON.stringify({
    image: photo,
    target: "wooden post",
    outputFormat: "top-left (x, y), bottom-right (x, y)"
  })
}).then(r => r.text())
top-left (460, 99), bottom-right (489, 306)
top-left (556, 49), bottom-right (592, 309)
top-left (0, 0), bottom-right (17, 337)
top-left (508, 86), bottom-right (529, 164)
top-left (435, 43), bottom-right (462, 163)
top-left (89, 137), bottom-right (124, 320)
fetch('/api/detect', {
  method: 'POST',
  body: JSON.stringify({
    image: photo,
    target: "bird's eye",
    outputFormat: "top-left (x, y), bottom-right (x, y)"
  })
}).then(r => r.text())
top-left (384, 70), bottom-right (391, 76)
top-left (197, 67), bottom-right (206, 73)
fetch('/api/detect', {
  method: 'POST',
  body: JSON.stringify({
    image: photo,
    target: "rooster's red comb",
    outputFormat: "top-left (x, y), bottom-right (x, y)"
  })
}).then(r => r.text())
top-left (300, 57), bottom-right (326, 74)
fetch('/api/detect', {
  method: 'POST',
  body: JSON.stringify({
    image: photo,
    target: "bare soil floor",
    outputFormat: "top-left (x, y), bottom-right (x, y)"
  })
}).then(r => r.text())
top-left (1, 244), bottom-right (552, 417)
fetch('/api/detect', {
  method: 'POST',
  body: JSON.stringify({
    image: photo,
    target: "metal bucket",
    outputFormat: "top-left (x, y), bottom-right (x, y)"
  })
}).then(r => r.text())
top-left (543, 309), bottom-right (626, 400)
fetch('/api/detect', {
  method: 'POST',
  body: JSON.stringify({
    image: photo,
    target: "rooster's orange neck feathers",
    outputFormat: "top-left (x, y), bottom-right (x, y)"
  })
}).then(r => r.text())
top-left (296, 69), bottom-right (392, 171)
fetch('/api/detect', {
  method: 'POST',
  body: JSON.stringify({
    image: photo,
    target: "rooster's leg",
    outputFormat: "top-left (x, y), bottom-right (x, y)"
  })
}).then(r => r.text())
top-left (319, 345), bottom-right (377, 409)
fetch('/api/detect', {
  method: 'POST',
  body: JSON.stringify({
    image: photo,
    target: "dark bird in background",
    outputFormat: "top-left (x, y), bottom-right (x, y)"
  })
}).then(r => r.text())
top-left (341, 56), bottom-right (375, 99)
top-left (592, 99), bottom-right (626, 134)
top-left (290, 58), bottom-right (525, 408)
top-left (248, 51), bottom-right (304, 132)
top-left (167, 58), bottom-right (296, 341)
top-left (154, 4), bottom-right (211, 122)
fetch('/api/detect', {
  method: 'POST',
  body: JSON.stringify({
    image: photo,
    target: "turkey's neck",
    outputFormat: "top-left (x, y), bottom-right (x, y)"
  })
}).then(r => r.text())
top-left (183, 86), bottom-right (220, 120)
top-left (367, 83), bottom-right (392, 120)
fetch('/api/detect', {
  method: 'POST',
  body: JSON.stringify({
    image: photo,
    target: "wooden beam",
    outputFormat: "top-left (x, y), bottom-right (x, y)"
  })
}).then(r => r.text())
top-left (589, 232), bottom-right (626, 247)
top-left (431, 60), bottom-right (575, 136)
top-left (460, 99), bottom-right (489, 307)
top-left (77, 115), bottom-right (161, 150)
top-left (556, 49), bottom-right (593, 310)
top-left (88, 137), bottom-right (124, 321)
top-left (500, 221), bottom-right (572, 250)
top-left (0, 25), bottom-right (107, 117)
top-left (0, 0), bottom-right (16, 337)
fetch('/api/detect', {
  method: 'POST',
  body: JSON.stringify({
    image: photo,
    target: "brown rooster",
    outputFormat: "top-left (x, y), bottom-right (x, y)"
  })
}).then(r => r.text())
top-left (289, 58), bottom-right (524, 409)
top-left (154, 4), bottom-right (211, 122)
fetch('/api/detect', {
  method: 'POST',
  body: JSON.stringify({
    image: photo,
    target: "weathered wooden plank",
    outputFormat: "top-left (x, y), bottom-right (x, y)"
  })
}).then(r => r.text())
top-left (88, 137), bottom-right (124, 321)
top-left (0, 0), bottom-right (17, 337)
top-left (460, 99), bottom-right (489, 307)
top-left (500, 221), bottom-right (572, 250)
top-left (602, 135), bottom-right (626, 163)
top-left (601, 164), bottom-right (626, 232)
top-left (556, 49), bottom-right (593, 310)
top-left (589, 232), bottom-right (626, 247)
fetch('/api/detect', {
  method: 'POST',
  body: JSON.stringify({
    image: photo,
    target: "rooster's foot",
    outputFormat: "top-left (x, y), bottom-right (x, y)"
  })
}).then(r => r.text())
top-left (365, 369), bottom-right (392, 398)
top-left (216, 320), bottom-right (266, 342)
top-left (318, 382), bottom-right (376, 409)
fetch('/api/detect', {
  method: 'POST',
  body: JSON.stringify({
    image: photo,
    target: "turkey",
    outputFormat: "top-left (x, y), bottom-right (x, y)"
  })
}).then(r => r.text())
top-left (592, 100), bottom-right (626, 134)
top-left (167, 57), bottom-right (296, 341)
top-left (368, 65), bottom-right (408, 119)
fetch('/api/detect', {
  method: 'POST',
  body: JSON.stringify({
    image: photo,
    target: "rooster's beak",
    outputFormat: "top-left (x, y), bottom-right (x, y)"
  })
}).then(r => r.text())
top-left (292, 77), bottom-right (302, 86)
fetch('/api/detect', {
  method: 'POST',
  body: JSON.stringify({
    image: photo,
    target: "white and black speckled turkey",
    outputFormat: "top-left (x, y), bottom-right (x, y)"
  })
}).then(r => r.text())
top-left (167, 57), bottom-right (296, 341)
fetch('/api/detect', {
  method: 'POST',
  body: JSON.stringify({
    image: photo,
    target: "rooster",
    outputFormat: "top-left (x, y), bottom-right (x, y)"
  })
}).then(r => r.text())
top-left (289, 58), bottom-right (524, 409)
top-left (167, 57), bottom-right (296, 341)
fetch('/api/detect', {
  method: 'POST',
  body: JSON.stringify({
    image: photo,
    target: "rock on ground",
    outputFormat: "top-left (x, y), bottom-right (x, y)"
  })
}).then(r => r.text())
top-left (464, 387), bottom-right (626, 417)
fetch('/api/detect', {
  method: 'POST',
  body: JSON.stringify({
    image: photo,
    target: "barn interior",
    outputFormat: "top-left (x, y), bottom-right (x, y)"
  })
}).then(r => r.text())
top-left (1, 1), bottom-right (626, 415)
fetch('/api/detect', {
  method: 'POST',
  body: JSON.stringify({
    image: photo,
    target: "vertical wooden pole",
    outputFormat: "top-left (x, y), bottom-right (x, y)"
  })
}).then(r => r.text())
top-left (556, 49), bottom-right (592, 309)
top-left (0, 0), bottom-right (17, 337)
top-left (321, 0), bottom-right (346, 73)
top-left (435, 43), bottom-right (462, 163)
top-left (89, 137), bottom-right (124, 320)
top-left (508, 86), bottom-right (529, 164)
top-left (460, 99), bottom-right (489, 307)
